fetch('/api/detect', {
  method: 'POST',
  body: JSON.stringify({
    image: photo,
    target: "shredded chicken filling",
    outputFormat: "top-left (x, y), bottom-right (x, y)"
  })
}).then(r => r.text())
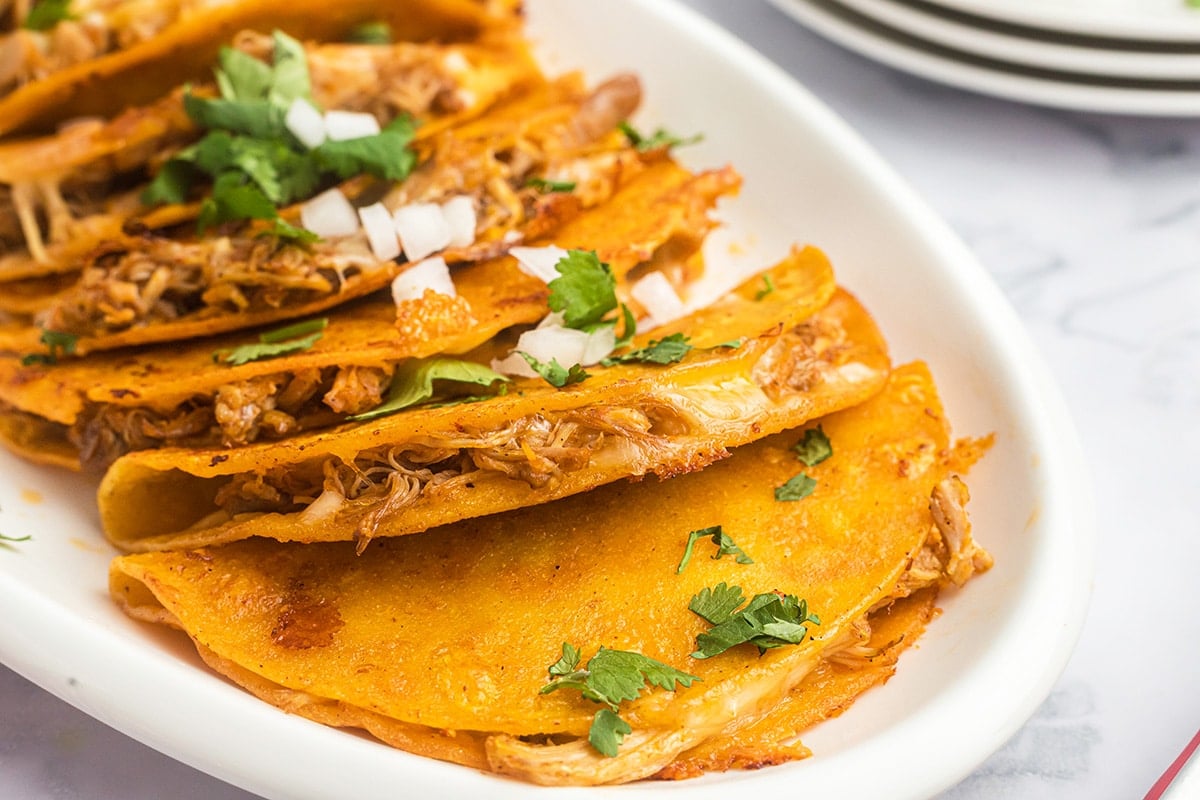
top-left (210, 320), bottom-right (839, 547)
top-left (34, 232), bottom-right (383, 335)
top-left (69, 364), bottom-right (394, 470)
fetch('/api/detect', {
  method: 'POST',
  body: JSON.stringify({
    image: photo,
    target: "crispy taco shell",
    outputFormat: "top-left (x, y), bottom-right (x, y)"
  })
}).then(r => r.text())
top-left (96, 254), bottom-right (882, 552)
top-left (0, 158), bottom-right (740, 472)
top-left (110, 362), bottom-right (986, 784)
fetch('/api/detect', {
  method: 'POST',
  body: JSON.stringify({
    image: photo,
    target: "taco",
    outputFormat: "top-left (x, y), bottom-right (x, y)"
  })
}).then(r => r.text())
top-left (0, 28), bottom-right (542, 285)
top-left (0, 158), bottom-right (741, 470)
top-left (109, 362), bottom-right (991, 784)
top-left (95, 247), bottom-right (885, 553)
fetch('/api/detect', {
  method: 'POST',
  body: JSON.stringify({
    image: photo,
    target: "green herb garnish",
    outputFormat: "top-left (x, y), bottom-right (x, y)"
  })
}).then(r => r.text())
top-left (547, 250), bottom-right (618, 329)
top-left (0, 532), bottom-right (32, 543)
top-left (23, 0), bottom-right (72, 30)
top-left (526, 177), bottom-right (577, 193)
top-left (346, 21), bottom-right (392, 44)
top-left (602, 333), bottom-right (693, 367)
top-left (540, 643), bottom-right (700, 757)
top-left (216, 317), bottom-right (327, 365)
top-left (689, 583), bottom-right (820, 659)
top-left (676, 525), bottom-right (753, 574)
top-left (518, 353), bottom-right (590, 388)
top-left (774, 473), bottom-right (817, 502)
top-left (21, 329), bottom-right (78, 366)
top-left (754, 274), bottom-right (775, 301)
top-left (791, 426), bottom-right (832, 467)
top-left (619, 121), bottom-right (703, 153)
top-left (351, 357), bottom-right (509, 421)
top-left (143, 30), bottom-right (416, 236)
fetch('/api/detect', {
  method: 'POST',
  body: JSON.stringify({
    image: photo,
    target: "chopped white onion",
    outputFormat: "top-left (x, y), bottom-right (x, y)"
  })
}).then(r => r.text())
top-left (511, 245), bottom-right (569, 284)
top-left (442, 50), bottom-right (470, 74)
top-left (358, 202), bottom-right (400, 262)
top-left (441, 195), bottom-right (476, 248)
top-left (298, 487), bottom-right (345, 524)
top-left (492, 320), bottom-right (616, 379)
top-left (391, 256), bottom-right (456, 305)
top-left (300, 188), bottom-right (359, 238)
top-left (393, 203), bottom-right (452, 263)
top-left (285, 98), bottom-right (326, 149)
top-left (323, 110), bottom-right (381, 141)
top-left (582, 324), bottom-right (617, 365)
top-left (631, 271), bottom-right (686, 326)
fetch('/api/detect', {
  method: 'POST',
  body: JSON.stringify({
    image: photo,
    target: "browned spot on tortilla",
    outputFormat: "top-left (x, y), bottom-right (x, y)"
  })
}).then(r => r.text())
top-left (271, 584), bottom-right (344, 650)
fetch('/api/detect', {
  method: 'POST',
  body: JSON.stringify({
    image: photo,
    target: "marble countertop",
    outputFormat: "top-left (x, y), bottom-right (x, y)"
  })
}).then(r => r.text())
top-left (2, 1), bottom-right (1198, 798)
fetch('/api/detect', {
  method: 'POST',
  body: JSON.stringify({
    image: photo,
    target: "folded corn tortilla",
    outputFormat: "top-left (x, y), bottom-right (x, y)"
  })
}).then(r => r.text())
top-left (110, 361), bottom-right (988, 784)
top-left (0, 157), bottom-right (740, 469)
top-left (97, 250), bottom-right (879, 552)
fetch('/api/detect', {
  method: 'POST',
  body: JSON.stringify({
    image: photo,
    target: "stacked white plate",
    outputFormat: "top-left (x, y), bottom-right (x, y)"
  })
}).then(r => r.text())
top-left (766, 0), bottom-right (1200, 115)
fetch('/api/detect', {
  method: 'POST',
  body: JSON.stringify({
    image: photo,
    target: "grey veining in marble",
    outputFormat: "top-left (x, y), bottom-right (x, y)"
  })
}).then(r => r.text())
top-left (2, 1), bottom-right (1198, 798)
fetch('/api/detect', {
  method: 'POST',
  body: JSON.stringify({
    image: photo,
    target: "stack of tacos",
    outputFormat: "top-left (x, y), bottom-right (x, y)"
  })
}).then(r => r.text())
top-left (0, 0), bottom-right (992, 786)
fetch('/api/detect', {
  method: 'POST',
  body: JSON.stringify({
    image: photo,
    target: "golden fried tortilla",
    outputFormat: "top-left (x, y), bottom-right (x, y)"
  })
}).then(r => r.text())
top-left (0, 158), bottom-right (742, 470)
top-left (110, 362), bottom-right (984, 784)
top-left (96, 248), bottom-right (870, 552)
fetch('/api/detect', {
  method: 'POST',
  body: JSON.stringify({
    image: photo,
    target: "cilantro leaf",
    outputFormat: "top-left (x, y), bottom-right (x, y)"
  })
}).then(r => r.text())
top-left (197, 173), bottom-right (277, 232)
top-left (546, 250), bottom-right (617, 329)
top-left (547, 642), bottom-right (582, 677)
top-left (518, 353), bottom-right (590, 388)
top-left (22, 329), bottom-right (78, 365)
top-left (690, 587), bottom-right (820, 659)
top-left (754, 274), bottom-right (775, 301)
top-left (258, 317), bottom-right (327, 343)
top-left (184, 94), bottom-right (285, 140)
top-left (619, 121), bottom-right (702, 152)
top-left (792, 426), bottom-right (832, 467)
top-left (588, 709), bottom-right (632, 758)
top-left (346, 21), bottom-right (392, 44)
top-left (539, 644), bottom-right (699, 757)
top-left (526, 177), bottom-right (576, 193)
top-left (774, 473), bottom-right (817, 502)
top-left (267, 30), bottom-right (311, 108)
top-left (141, 159), bottom-right (200, 206)
top-left (676, 525), bottom-right (753, 574)
top-left (687, 582), bottom-right (747, 626)
top-left (23, 0), bottom-right (71, 30)
top-left (215, 46), bottom-right (274, 102)
top-left (314, 116), bottom-right (418, 181)
top-left (216, 317), bottom-right (327, 365)
top-left (603, 333), bottom-right (693, 367)
top-left (350, 357), bottom-right (509, 421)
top-left (261, 217), bottom-right (321, 245)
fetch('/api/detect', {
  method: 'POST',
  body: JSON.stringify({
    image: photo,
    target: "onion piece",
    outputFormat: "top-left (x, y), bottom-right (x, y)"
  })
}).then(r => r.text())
top-left (391, 256), bottom-right (456, 305)
top-left (631, 271), bottom-right (686, 326)
top-left (300, 188), bottom-right (359, 238)
top-left (285, 98), bottom-right (326, 149)
top-left (492, 319), bottom-right (617, 379)
top-left (323, 110), bottom-right (381, 141)
top-left (298, 487), bottom-right (345, 524)
top-left (393, 202), bottom-right (452, 262)
top-left (358, 202), bottom-right (400, 262)
top-left (441, 195), bottom-right (476, 248)
top-left (511, 245), bottom-right (569, 284)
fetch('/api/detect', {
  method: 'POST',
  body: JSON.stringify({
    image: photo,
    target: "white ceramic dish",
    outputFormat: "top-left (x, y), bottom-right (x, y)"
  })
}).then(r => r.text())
top-left (923, 0), bottom-right (1200, 42)
top-left (837, 0), bottom-right (1200, 80)
top-left (0, 0), bottom-right (1093, 798)
top-left (768, 0), bottom-right (1200, 116)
